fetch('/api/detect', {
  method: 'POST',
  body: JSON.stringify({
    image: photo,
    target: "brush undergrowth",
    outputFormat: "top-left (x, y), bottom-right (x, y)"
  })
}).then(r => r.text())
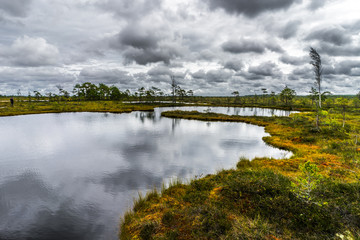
top-left (120, 165), bottom-right (360, 239)
top-left (2, 100), bottom-right (359, 239)
top-left (120, 110), bottom-right (360, 239)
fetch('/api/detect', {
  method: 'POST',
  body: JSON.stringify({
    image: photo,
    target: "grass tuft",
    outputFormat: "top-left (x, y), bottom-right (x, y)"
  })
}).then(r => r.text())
top-left (120, 109), bottom-right (360, 239)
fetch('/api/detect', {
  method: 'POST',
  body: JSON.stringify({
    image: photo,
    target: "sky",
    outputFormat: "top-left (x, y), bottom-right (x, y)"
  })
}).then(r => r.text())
top-left (0, 0), bottom-right (359, 96)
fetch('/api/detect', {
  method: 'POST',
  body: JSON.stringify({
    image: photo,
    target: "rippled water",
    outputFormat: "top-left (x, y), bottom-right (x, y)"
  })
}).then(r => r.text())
top-left (0, 107), bottom-right (292, 240)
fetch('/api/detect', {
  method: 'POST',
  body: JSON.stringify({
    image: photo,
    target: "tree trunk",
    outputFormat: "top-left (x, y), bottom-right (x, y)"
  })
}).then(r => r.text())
top-left (315, 102), bottom-right (320, 130)
top-left (318, 82), bottom-right (321, 108)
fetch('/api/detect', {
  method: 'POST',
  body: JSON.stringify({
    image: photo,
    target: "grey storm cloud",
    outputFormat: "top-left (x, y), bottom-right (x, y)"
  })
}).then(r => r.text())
top-left (325, 60), bottom-right (360, 76)
top-left (266, 42), bottom-right (284, 53)
top-left (0, 0), bottom-right (359, 96)
top-left (0, 36), bottom-right (60, 67)
top-left (182, 30), bottom-right (213, 52)
top-left (148, 65), bottom-right (172, 77)
top-left (119, 26), bottom-right (159, 50)
top-left (147, 74), bottom-right (170, 83)
top-left (190, 69), bottom-right (233, 84)
top-left (305, 27), bottom-right (352, 46)
top-left (191, 70), bottom-right (207, 80)
top-left (196, 50), bottom-right (217, 61)
top-left (206, 0), bottom-right (301, 17)
top-left (147, 65), bottom-right (188, 83)
top-left (280, 20), bottom-right (302, 39)
top-left (224, 59), bottom-right (244, 71)
top-left (112, 24), bottom-right (183, 65)
top-left (172, 71), bottom-right (187, 79)
top-left (0, 0), bottom-right (32, 17)
top-left (79, 68), bottom-right (135, 85)
top-left (95, 0), bottom-right (161, 19)
top-left (236, 71), bottom-right (265, 81)
top-left (205, 69), bottom-right (234, 83)
top-left (168, 61), bottom-right (184, 68)
top-left (279, 54), bottom-right (307, 66)
top-left (316, 43), bottom-right (360, 57)
top-left (346, 20), bottom-right (360, 32)
top-left (222, 39), bottom-right (283, 54)
top-left (188, 77), bottom-right (209, 90)
top-left (248, 62), bottom-right (282, 77)
top-left (222, 40), bottom-right (265, 54)
top-left (122, 47), bottom-right (181, 65)
top-left (308, 0), bottom-right (328, 10)
top-left (291, 67), bottom-right (313, 79)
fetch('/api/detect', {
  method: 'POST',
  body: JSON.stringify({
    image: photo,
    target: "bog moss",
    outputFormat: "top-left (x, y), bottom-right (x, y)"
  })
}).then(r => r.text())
top-left (120, 110), bottom-right (360, 239)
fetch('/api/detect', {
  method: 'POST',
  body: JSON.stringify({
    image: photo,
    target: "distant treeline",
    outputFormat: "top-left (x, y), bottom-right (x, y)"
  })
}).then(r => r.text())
top-left (19, 82), bottom-right (194, 102)
top-left (5, 83), bottom-right (360, 110)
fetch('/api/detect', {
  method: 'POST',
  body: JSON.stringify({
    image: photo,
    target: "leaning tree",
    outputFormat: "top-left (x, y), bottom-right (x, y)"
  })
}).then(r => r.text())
top-left (309, 47), bottom-right (323, 130)
top-left (309, 47), bottom-right (323, 108)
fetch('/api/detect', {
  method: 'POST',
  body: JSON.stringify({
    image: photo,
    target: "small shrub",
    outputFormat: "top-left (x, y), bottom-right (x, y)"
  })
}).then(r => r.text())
top-left (314, 181), bottom-right (360, 231)
top-left (291, 161), bottom-right (322, 203)
top-left (300, 136), bottom-right (316, 143)
top-left (329, 142), bottom-right (342, 150)
top-left (133, 193), bottom-right (147, 212)
top-left (236, 157), bottom-right (252, 169)
top-left (183, 178), bottom-right (214, 204)
top-left (119, 211), bottom-right (134, 240)
top-left (199, 205), bottom-right (232, 238)
top-left (139, 222), bottom-right (157, 240)
top-left (183, 191), bottom-right (209, 204)
top-left (165, 230), bottom-right (179, 240)
top-left (219, 170), bottom-right (340, 237)
top-left (146, 189), bottom-right (159, 202)
top-left (28, 104), bottom-right (36, 110)
top-left (226, 215), bottom-right (273, 240)
top-left (161, 211), bottom-right (175, 227)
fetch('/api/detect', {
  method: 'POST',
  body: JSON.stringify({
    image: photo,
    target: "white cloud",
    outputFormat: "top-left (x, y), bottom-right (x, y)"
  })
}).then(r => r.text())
top-left (0, 0), bottom-right (360, 95)
top-left (1, 36), bottom-right (60, 67)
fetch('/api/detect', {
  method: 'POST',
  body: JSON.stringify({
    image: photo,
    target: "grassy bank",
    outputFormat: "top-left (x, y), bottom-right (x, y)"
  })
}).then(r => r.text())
top-left (120, 110), bottom-right (360, 239)
top-left (0, 100), bottom-right (165, 117)
top-left (1, 99), bottom-right (359, 238)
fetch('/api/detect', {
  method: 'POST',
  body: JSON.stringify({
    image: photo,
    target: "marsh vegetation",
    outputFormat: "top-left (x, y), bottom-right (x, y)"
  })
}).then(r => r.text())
top-left (1, 80), bottom-right (360, 239)
top-left (0, 107), bottom-right (291, 240)
top-left (120, 109), bottom-right (360, 239)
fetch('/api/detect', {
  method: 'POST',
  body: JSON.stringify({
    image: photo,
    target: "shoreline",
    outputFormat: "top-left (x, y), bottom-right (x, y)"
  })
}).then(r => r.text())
top-left (120, 110), bottom-right (360, 239)
top-left (1, 101), bottom-right (359, 238)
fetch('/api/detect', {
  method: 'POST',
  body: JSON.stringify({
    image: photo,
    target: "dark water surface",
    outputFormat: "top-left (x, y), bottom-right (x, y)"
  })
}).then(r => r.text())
top-left (0, 107), bottom-right (292, 240)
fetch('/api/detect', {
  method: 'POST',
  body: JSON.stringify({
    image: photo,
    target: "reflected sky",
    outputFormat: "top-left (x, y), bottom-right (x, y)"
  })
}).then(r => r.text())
top-left (0, 108), bottom-right (291, 239)
top-left (154, 106), bottom-right (298, 117)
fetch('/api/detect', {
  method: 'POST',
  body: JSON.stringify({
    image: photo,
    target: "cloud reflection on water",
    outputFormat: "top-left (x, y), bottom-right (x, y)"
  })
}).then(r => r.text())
top-left (0, 107), bottom-right (292, 239)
